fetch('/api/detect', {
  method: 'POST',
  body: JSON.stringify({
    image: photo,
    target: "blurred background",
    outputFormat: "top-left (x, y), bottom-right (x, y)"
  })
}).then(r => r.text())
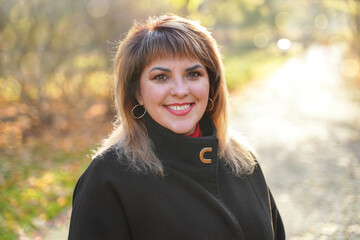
top-left (0, 0), bottom-right (359, 239)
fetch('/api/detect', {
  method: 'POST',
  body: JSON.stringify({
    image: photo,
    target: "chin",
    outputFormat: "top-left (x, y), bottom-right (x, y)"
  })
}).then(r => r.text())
top-left (169, 125), bottom-right (195, 135)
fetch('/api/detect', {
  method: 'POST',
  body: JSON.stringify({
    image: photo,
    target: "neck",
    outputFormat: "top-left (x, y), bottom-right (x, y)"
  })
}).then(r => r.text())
top-left (187, 123), bottom-right (203, 137)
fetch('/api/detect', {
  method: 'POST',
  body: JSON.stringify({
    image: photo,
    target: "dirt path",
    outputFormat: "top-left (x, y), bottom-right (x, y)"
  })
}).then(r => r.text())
top-left (230, 45), bottom-right (360, 239)
top-left (38, 45), bottom-right (360, 240)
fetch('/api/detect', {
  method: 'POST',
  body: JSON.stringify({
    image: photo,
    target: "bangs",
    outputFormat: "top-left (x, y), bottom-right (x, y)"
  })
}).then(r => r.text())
top-left (140, 29), bottom-right (205, 66)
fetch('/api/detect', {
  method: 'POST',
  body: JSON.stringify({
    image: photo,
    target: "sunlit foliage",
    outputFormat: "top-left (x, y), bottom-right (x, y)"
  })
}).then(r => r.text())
top-left (0, 0), bottom-right (358, 238)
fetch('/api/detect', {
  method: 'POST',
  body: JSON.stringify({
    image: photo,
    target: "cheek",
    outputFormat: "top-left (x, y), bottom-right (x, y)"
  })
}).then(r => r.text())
top-left (139, 82), bottom-right (162, 106)
top-left (138, 80), bottom-right (154, 105)
top-left (196, 81), bottom-right (210, 100)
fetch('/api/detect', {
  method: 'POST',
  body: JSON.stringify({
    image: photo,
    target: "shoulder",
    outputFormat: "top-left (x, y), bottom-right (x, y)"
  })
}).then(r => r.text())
top-left (91, 146), bottom-right (126, 170)
top-left (248, 162), bottom-right (267, 184)
top-left (84, 147), bottom-right (120, 174)
top-left (72, 146), bottom-right (132, 204)
top-left (75, 146), bottom-right (129, 190)
top-left (69, 147), bottom-right (135, 239)
top-left (246, 162), bottom-right (270, 201)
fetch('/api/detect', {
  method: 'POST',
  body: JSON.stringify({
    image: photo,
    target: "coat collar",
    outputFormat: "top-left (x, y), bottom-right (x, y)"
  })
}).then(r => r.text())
top-left (144, 113), bottom-right (219, 175)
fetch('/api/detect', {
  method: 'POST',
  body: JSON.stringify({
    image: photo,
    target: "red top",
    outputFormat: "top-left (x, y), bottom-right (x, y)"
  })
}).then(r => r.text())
top-left (187, 123), bottom-right (203, 137)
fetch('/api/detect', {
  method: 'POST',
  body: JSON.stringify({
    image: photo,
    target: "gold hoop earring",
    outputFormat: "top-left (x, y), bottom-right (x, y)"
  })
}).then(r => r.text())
top-left (131, 104), bottom-right (146, 119)
top-left (207, 98), bottom-right (214, 111)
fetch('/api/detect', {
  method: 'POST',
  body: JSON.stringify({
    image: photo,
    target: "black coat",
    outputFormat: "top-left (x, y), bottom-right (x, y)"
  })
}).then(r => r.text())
top-left (68, 114), bottom-right (285, 240)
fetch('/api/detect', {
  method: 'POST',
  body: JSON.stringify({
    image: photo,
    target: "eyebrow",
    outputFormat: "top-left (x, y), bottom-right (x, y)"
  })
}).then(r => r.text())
top-left (149, 64), bottom-right (204, 73)
top-left (186, 64), bottom-right (204, 72)
top-left (149, 67), bottom-right (171, 73)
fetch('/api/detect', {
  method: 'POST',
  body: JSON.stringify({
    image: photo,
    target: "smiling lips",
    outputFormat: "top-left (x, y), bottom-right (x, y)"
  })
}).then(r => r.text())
top-left (165, 103), bottom-right (194, 116)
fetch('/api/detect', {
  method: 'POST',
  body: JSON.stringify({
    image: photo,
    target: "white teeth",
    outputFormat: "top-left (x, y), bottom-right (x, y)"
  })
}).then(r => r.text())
top-left (167, 104), bottom-right (191, 111)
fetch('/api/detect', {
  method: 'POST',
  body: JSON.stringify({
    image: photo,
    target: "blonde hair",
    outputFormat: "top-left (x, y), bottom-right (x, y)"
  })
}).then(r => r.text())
top-left (95, 15), bottom-right (256, 176)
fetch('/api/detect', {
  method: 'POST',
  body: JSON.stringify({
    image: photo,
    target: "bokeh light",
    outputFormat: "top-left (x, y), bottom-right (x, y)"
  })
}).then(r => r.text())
top-left (277, 38), bottom-right (292, 50)
top-left (341, 58), bottom-right (360, 79)
top-left (314, 14), bottom-right (329, 30)
top-left (9, 0), bottom-right (29, 23)
top-left (2, 126), bottom-right (23, 149)
top-left (20, 52), bottom-right (40, 76)
top-left (328, 35), bottom-right (348, 51)
top-left (0, 28), bottom-right (17, 50)
top-left (87, 0), bottom-right (110, 18)
top-left (1, 76), bottom-right (21, 102)
top-left (275, 12), bottom-right (293, 30)
top-left (253, 32), bottom-right (270, 48)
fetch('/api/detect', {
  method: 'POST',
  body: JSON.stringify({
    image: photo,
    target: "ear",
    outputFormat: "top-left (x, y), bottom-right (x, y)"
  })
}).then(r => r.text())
top-left (135, 90), bottom-right (144, 105)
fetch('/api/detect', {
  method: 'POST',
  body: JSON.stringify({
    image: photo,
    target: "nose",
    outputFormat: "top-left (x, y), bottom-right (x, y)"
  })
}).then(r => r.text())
top-left (170, 77), bottom-right (189, 98)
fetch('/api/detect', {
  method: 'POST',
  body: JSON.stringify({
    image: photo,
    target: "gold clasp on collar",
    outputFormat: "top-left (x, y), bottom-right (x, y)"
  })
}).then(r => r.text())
top-left (199, 147), bottom-right (212, 164)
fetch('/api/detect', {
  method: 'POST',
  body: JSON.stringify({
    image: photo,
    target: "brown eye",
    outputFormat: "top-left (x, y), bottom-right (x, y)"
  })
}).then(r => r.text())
top-left (153, 74), bottom-right (168, 81)
top-left (187, 71), bottom-right (200, 79)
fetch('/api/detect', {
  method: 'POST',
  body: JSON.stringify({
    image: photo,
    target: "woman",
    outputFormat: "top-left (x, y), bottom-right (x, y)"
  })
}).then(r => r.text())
top-left (68, 15), bottom-right (285, 240)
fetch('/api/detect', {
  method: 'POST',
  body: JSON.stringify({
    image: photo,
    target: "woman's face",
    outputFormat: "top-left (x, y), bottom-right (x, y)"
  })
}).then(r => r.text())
top-left (136, 57), bottom-right (210, 135)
